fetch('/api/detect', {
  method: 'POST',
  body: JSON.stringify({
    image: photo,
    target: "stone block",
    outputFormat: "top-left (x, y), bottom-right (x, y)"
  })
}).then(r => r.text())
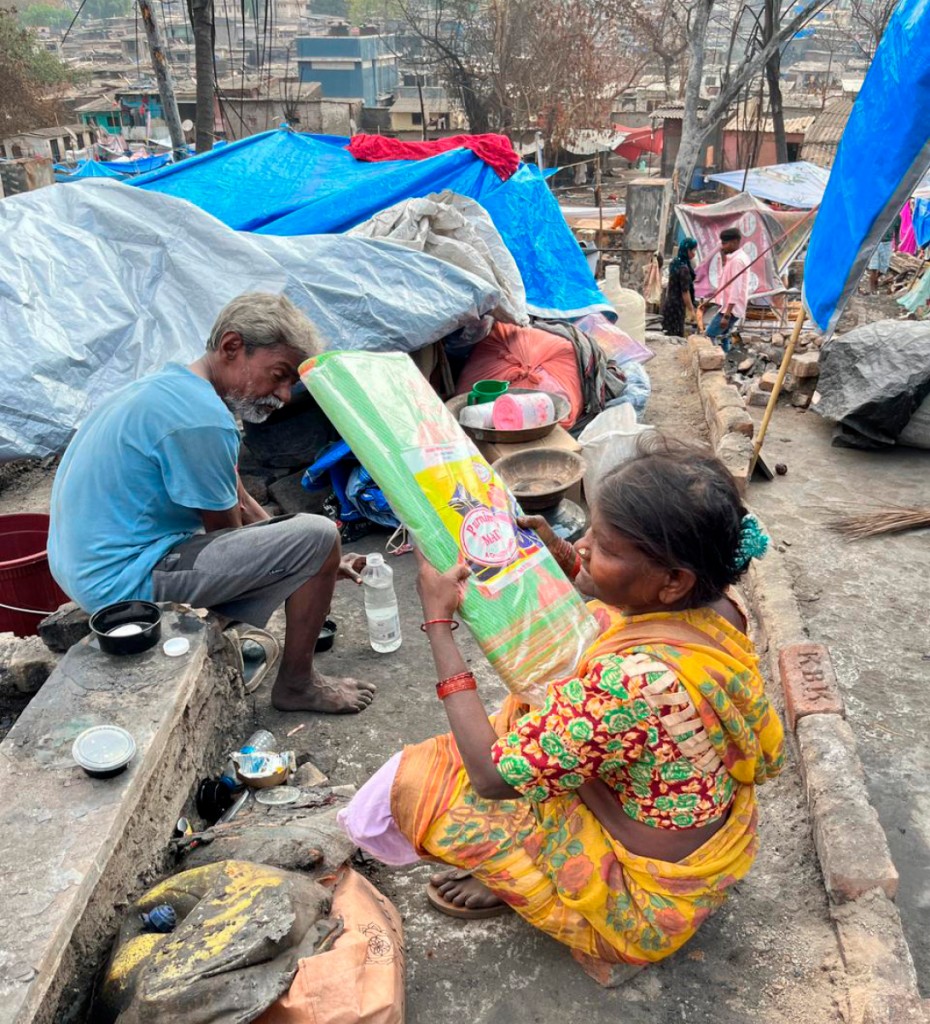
top-left (797, 715), bottom-right (899, 903)
top-left (37, 602), bottom-right (91, 654)
top-left (293, 760), bottom-right (329, 788)
top-left (5, 636), bottom-right (58, 695)
top-left (697, 347), bottom-right (725, 371)
top-left (778, 643), bottom-right (845, 731)
top-left (0, 609), bottom-right (248, 1024)
top-left (716, 433), bottom-right (754, 496)
top-left (760, 371), bottom-right (779, 392)
top-left (268, 470), bottom-right (329, 515)
top-left (714, 405), bottom-right (754, 443)
top-left (792, 392), bottom-right (812, 409)
top-left (747, 383), bottom-right (770, 408)
top-left (788, 351), bottom-right (820, 379)
top-left (832, 889), bottom-right (921, 1019)
top-left (738, 357), bottom-right (755, 374)
top-left (781, 372), bottom-right (798, 394)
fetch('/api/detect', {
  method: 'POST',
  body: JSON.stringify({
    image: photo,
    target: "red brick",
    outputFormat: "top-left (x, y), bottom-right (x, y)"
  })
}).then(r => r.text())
top-left (779, 642), bottom-right (845, 731)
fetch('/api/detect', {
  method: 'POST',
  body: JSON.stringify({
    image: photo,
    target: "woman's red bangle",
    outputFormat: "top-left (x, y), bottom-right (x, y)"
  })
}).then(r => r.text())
top-left (436, 672), bottom-right (477, 699)
top-left (420, 619), bottom-right (459, 632)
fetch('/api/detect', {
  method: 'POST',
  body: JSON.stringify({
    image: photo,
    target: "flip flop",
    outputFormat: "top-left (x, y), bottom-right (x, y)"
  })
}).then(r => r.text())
top-left (225, 625), bottom-right (281, 694)
top-left (425, 881), bottom-right (511, 920)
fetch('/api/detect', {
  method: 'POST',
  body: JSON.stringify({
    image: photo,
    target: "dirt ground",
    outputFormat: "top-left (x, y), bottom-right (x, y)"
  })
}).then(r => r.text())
top-left (0, 340), bottom-right (850, 1021)
top-left (747, 394), bottom-right (930, 997)
top-left (248, 338), bottom-right (847, 1023)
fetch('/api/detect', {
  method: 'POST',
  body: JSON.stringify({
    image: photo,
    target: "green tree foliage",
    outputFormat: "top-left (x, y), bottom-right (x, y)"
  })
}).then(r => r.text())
top-left (0, 9), bottom-right (71, 136)
top-left (17, 4), bottom-right (72, 30)
top-left (83, 0), bottom-right (132, 19)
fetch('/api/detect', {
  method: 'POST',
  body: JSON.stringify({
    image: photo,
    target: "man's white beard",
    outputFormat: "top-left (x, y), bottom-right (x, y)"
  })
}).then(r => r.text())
top-left (223, 393), bottom-right (285, 424)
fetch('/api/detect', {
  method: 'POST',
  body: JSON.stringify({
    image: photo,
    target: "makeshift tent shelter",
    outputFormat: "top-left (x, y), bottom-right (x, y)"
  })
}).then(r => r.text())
top-left (54, 159), bottom-right (128, 182)
top-left (0, 180), bottom-right (506, 461)
top-left (707, 161), bottom-right (829, 209)
top-left (102, 152), bottom-right (171, 175)
top-left (675, 192), bottom-right (814, 300)
top-left (130, 128), bottom-right (610, 320)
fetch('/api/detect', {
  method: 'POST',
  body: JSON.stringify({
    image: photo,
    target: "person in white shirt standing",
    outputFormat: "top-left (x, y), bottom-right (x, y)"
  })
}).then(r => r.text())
top-left (704, 228), bottom-right (752, 353)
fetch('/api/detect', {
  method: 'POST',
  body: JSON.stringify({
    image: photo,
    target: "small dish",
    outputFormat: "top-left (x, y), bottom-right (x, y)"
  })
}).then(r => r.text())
top-left (72, 725), bottom-right (136, 778)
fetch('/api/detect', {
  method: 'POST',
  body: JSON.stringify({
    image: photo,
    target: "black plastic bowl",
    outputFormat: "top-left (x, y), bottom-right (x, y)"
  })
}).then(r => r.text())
top-left (315, 618), bottom-right (337, 653)
top-left (90, 600), bottom-right (162, 655)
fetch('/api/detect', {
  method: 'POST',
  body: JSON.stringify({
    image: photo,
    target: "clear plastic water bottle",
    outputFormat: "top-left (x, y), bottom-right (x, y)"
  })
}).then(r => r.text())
top-left (361, 552), bottom-right (402, 653)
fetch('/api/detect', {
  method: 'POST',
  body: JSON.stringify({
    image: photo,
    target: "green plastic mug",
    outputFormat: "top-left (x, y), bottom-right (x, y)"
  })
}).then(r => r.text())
top-left (467, 380), bottom-right (509, 405)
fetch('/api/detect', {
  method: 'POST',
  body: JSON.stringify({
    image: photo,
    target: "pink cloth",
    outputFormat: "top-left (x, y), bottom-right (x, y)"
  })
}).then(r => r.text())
top-left (900, 201), bottom-right (917, 255)
top-left (336, 752), bottom-right (420, 866)
top-left (716, 249), bottom-right (752, 319)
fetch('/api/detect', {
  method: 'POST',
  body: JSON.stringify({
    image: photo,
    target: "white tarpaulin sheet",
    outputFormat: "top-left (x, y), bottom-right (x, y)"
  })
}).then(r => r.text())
top-left (708, 161), bottom-right (830, 208)
top-left (0, 179), bottom-right (504, 462)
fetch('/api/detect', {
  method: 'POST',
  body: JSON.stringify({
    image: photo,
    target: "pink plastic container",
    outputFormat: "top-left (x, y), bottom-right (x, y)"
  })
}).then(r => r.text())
top-left (492, 392), bottom-right (556, 431)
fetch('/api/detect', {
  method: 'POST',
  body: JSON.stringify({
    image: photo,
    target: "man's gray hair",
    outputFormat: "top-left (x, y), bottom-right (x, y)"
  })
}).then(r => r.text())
top-left (207, 292), bottom-right (323, 358)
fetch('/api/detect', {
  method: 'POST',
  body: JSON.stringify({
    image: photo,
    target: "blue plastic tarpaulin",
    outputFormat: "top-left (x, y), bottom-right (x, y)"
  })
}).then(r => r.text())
top-left (803, 0), bottom-right (930, 333)
top-left (707, 161), bottom-right (829, 208)
top-left (913, 198), bottom-right (930, 248)
top-left (130, 129), bottom-right (609, 319)
top-left (101, 153), bottom-right (171, 175)
top-left (54, 160), bottom-right (128, 182)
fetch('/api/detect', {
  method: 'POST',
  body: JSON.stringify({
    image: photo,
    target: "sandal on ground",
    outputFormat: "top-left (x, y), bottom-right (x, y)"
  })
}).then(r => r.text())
top-left (225, 624), bottom-right (281, 694)
top-left (425, 881), bottom-right (511, 920)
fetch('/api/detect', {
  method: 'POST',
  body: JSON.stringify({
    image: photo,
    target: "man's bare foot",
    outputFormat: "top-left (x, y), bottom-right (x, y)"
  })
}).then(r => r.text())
top-left (429, 868), bottom-right (505, 911)
top-left (271, 671), bottom-right (376, 714)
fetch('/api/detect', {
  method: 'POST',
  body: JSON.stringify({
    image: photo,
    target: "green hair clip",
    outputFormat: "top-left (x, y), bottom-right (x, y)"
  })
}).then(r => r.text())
top-left (732, 513), bottom-right (770, 571)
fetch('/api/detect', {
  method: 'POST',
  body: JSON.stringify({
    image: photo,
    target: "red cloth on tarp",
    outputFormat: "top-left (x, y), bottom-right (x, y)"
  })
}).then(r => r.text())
top-left (455, 322), bottom-right (583, 428)
top-left (346, 133), bottom-right (520, 181)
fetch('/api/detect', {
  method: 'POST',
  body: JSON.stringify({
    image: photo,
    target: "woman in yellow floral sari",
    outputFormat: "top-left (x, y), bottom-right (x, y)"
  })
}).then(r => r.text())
top-left (338, 438), bottom-right (784, 979)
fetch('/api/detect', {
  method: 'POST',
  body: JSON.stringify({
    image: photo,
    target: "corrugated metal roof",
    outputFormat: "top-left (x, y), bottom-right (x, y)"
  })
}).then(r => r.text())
top-left (390, 97), bottom-right (450, 113)
top-left (723, 110), bottom-right (815, 134)
top-left (800, 96), bottom-right (854, 168)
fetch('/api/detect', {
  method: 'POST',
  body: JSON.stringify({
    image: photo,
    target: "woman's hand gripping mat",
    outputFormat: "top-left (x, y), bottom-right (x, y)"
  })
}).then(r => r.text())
top-left (300, 351), bottom-right (597, 706)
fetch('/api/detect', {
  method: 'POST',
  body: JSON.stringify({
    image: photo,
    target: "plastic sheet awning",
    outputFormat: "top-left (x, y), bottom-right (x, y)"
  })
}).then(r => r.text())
top-left (130, 129), bottom-right (610, 319)
top-left (804, 0), bottom-right (930, 333)
top-left (54, 160), bottom-right (129, 183)
top-left (707, 161), bottom-right (829, 208)
top-left (0, 180), bottom-right (504, 461)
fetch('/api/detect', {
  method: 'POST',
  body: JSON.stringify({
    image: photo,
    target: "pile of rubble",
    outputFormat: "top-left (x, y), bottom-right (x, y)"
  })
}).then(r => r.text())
top-left (729, 330), bottom-right (822, 410)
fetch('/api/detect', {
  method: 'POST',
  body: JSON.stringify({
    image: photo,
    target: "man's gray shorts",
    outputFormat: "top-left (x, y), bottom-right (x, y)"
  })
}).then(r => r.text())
top-left (152, 514), bottom-right (338, 627)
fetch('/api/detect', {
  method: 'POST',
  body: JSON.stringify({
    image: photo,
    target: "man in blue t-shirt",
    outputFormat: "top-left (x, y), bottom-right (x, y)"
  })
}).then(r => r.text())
top-left (49, 292), bottom-right (375, 715)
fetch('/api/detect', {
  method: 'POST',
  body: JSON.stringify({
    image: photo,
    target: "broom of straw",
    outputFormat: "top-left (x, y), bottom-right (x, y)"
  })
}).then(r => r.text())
top-left (820, 502), bottom-right (930, 541)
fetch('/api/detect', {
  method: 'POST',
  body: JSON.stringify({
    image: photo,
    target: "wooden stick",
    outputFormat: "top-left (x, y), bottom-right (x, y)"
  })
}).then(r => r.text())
top-left (750, 303), bottom-right (806, 475)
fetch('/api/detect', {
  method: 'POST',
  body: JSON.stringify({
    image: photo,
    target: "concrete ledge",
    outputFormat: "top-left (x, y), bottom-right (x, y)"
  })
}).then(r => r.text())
top-left (0, 606), bottom-right (248, 1024)
top-left (833, 889), bottom-right (922, 1024)
top-left (797, 714), bottom-right (899, 903)
top-left (741, 515), bottom-right (922, 1018)
top-left (689, 334), bottom-right (755, 494)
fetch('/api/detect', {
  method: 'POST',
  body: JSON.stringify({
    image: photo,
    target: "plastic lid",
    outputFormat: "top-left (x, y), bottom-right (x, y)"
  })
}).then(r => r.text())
top-left (256, 786), bottom-right (301, 806)
top-left (162, 637), bottom-right (191, 657)
top-left (72, 725), bottom-right (136, 771)
top-left (365, 553), bottom-right (384, 567)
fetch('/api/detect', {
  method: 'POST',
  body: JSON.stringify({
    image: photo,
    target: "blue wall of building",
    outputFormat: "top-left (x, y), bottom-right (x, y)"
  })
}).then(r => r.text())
top-left (296, 34), bottom-right (398, 106)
